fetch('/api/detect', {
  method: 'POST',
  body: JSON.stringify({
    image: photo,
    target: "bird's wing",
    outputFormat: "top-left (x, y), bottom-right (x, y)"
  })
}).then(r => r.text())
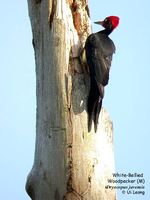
top-left (85, 33), bottom-right (115, 86)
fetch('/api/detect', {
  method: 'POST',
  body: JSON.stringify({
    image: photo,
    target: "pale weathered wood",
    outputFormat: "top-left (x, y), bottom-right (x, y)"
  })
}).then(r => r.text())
top-left (26, 0), bottom-right (116, 199)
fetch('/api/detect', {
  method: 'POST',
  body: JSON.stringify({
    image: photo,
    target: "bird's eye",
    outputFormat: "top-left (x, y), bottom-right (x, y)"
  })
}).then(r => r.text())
top-left (104, 18), bottom-right (108, 22)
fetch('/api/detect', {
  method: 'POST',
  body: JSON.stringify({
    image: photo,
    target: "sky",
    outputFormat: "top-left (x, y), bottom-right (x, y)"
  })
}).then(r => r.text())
top-left (0, 1), bottom-right (150, 200)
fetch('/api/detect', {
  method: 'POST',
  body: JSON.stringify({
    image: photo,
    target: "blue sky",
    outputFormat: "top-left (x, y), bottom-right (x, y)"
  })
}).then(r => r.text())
top-left (0, 1), bottom-right (150, 199)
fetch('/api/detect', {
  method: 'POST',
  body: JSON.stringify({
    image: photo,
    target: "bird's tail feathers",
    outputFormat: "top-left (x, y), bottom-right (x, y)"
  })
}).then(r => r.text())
top-left (94, 98), bottom-right (102, 132)
top-left (87, 95), bottom-right (96, 132)
top-left (87, 82), bottom-right (104, 132)
top-left (87, 88), bottom-right (103, 132)
top-left (87, 87), bottom-right (98, 132)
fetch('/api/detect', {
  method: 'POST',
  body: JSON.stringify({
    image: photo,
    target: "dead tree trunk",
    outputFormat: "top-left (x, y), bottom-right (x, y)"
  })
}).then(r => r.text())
top-left (26, 0), bottom-right (116, 199)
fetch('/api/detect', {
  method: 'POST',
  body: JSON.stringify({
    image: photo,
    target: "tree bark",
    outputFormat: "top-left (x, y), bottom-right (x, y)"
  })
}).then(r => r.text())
top-left (26, 0), bottom-right (116, 199)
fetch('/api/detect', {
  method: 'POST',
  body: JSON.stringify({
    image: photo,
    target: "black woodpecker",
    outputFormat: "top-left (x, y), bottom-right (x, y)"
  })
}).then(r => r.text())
top-left (84, 16), bottom-right (120, 132)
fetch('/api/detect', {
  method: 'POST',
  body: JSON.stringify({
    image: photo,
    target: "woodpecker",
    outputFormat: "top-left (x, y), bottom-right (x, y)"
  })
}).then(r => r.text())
top-left (84, 16), bottom-right (120, 132)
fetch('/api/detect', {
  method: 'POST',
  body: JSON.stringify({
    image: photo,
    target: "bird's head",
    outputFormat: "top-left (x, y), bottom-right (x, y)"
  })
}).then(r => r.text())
top-left (95, 16), bottom-right (120, 31)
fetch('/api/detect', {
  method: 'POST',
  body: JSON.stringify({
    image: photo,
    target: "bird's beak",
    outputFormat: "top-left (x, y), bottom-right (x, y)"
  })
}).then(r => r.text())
top-left (94, 21), bottom-right (104, 26)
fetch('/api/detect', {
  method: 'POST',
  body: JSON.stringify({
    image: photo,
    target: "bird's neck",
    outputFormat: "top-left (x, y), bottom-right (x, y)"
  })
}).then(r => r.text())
top-left (100, 28), bottom-right (113, 36)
